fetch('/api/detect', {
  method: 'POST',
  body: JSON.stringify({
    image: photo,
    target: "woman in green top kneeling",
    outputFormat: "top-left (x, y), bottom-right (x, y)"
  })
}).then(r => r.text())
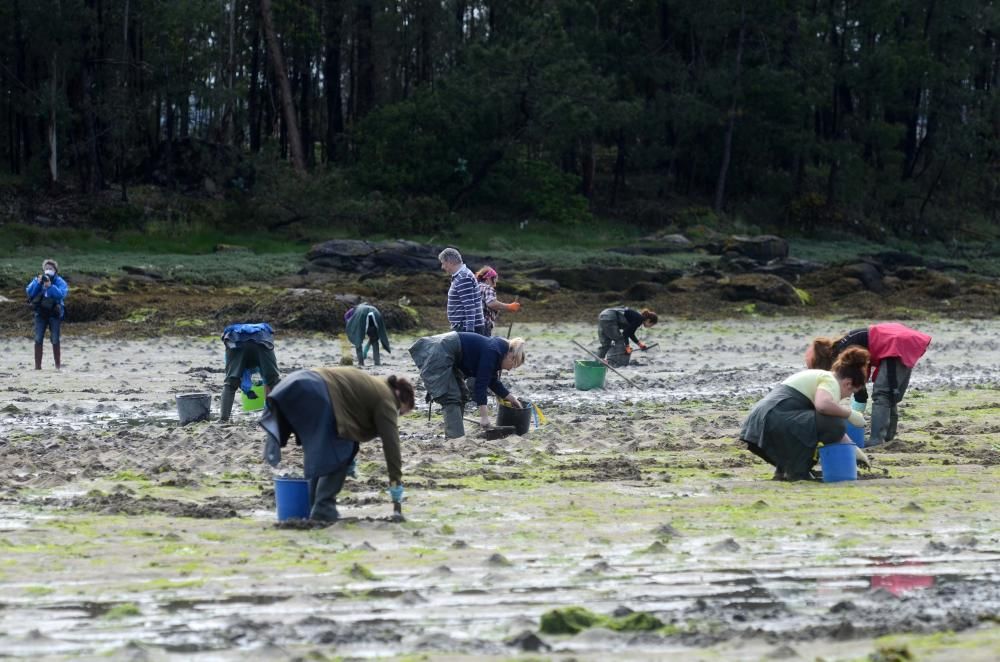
top-left (740, 347), bottom-right (870, 481)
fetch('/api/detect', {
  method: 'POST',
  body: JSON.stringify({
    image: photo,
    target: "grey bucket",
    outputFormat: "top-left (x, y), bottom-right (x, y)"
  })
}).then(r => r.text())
top-left (176, 393), bottom-right (211, 425)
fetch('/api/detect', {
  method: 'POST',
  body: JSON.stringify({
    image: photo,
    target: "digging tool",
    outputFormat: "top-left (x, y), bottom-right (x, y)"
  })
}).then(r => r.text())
top-left (571, 339), bottom-right (638, 388)
top-left (639, 342), bottom-right (659, 351)
top-left (464, 417), bottom-right (517, 440)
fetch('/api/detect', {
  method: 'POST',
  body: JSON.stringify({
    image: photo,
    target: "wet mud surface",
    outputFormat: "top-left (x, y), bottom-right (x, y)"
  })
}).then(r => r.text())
top-left (1, 319), bottom-right (999, 660)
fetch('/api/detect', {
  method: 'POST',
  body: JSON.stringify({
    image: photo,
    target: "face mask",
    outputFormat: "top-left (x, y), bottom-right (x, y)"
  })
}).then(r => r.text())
top-left (44, 269), bottom-right (55, 277)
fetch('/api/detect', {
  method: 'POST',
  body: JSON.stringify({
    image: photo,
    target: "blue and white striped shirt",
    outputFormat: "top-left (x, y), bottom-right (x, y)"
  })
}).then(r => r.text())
top-left (447, 264), bottom-right (485, 332)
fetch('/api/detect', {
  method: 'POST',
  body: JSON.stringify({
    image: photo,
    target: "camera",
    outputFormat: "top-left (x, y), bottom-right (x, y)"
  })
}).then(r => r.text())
top-left (40, 273), bottom-right (51, 284)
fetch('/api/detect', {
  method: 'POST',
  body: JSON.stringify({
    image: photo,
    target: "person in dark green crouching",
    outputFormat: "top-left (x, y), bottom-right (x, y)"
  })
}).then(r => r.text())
top-left (219, 322), bottom-right (281, 421)
top-left (260, 368), bottom-right (415, 521)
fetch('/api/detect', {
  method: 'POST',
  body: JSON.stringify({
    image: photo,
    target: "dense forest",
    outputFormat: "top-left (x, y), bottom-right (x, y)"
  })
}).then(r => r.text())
top-left (2, 0), bottom-right (999, 239)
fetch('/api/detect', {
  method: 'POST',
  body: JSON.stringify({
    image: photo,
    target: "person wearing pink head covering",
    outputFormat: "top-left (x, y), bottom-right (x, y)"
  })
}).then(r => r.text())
top-left (805, 322), bottom-right (931, 447)
top-left (475, 266), bottom-right (521, 336)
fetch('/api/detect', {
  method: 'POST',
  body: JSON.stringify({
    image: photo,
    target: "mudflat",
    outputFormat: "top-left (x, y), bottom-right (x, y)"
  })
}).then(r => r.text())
top-left (2, 319), bottom-right (999, 660)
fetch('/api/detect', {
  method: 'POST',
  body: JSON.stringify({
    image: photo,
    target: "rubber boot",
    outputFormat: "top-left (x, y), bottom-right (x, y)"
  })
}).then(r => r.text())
top-left (309, 470), bottom-right (348, 521)
top-left (372, 344), bottom-right (380, 366)
top-left (868, 400), bottom-right (891, 447)
top-left (34, 343), bottom-right (43, 370)
top-left (219, 383), bottom-right (237, 421)
top-left (442, 404), bottom-right (465, 439)
top-left (355, 346), bottom-right (365, 367)
top-left (52, 344), bottom-right (61, 370)
top-left (886, 405), bottom-right (899, 442)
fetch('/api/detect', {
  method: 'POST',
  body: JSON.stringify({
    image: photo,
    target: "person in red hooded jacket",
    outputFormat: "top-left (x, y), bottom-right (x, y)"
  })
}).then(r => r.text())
top-left (805, 322), bottom-right (931, 447)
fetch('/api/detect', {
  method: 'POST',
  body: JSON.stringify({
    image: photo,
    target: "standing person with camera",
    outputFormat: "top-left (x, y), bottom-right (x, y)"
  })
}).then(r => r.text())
top-left (25, 259), bottom-right (69, 370)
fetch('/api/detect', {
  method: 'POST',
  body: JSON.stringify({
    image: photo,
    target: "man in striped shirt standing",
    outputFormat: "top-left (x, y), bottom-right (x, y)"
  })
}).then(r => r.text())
top-left (438, 247), bottom-right (486, 335)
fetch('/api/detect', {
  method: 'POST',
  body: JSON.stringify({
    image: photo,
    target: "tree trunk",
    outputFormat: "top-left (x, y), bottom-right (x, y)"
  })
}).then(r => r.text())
top-left (581, 140), bottom-right (595, 201)
top-left (260, 0), bottom-right (306, 173)
top-left (324, 0), bottom-right (344, 160)
top-left (713, 7), bottom-right (746, 213)
top-left (119, 0), bottom-right (130, 200)
top-left (80, 0), bottom-right (105, 195)
top-left (417, 0), bottom-right (433, 85)
top-left (14, 0), bottom-right (31, 172)
top-left (611, 131), bottom-right (626, 206)
top-left (353, 0), bottom-right (374, 118)
top-left (299, 54), bottom-right (313, 167)
top-left (48, 53), bottom-right (59, 184)
top-left (248, 7), bottom-right (263, 153)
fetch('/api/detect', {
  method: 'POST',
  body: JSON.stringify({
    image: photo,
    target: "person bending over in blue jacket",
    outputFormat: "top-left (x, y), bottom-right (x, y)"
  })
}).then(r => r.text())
top-left (25, 258), bottom-right (69, 370)
top-left (409, 331), bottom-right (525, 438)
top-left (220, 322), bottom-right (281, 421)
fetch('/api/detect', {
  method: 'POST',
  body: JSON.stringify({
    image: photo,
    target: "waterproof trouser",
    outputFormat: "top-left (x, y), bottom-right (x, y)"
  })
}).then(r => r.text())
top-left (597, 312), bottom-right (623, 358)
top-left (309, 442), bottom-right (360, 521)
top-left (868, 358), bottom-right (912, 447)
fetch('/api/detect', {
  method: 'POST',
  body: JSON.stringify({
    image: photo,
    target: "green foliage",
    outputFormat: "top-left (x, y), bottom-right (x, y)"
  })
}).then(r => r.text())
top-left (539, 606), bottom-right (664, 635)
top-left (103, 603), bottom-right (141, 620)
top-left (478, 158), bottom-right (592, 225)
top-left (3, 0), bottom-right (1000, 243)
top-left (539, 606), bottom-right (603, 634)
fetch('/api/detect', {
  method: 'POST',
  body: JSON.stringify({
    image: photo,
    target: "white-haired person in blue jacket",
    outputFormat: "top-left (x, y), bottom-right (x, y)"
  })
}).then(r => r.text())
top-left (25, 258), bottom-right (69, 369)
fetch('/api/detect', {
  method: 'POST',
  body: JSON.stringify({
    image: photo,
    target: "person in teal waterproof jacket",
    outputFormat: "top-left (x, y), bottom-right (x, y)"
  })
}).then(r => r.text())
top-left (345, 303), bottom-right (390, 366)
top-left (25, 258), bottom-right (69, 370)
top-left (219, 322), bottom-right (281, 421)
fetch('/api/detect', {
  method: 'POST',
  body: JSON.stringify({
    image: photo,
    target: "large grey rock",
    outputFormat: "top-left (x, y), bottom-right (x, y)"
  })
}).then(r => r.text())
top-left (720, 273), bottom-right (801, 306)
top-left (526, 266), bottom-right (683, 291)
top-left (723, 235), bottom-right (789, 262)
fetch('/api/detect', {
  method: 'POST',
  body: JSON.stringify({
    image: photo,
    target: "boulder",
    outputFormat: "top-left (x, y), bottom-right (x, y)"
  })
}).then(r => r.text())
top-left (755, 257), bottom-right (824, 281)
top-left (723, 235), bottom-right (789, 262)
top-left (526, 266), bottom-right (683, 291)
top-left (306, 239), bottom-right (512, 276)
top-left (841, 262), bottom-right (885, 293)
top-left (625, 281), bottom-right (665, 300)
top-left (919, 271), bottom-right (960, 299)
top-left (607, 234), bottom-right (693, 255)
top-left (720, 273), bottom-right (801, 306)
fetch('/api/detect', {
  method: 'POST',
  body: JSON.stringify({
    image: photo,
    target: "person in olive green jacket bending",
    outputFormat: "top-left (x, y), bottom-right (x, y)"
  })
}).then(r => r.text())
top-left (259, 367), bottom-right (415, 521)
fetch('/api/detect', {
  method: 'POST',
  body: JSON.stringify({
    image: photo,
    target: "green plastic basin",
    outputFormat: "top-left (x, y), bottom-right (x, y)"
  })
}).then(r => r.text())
top-left (574, 360), bottom-right (607, 390)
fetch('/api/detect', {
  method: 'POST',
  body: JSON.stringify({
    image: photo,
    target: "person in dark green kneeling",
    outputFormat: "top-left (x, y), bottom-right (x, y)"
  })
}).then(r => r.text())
top-left (260, 368), bottom-right (415, 521)
top-left (220, 322), bottom-right (281, 421)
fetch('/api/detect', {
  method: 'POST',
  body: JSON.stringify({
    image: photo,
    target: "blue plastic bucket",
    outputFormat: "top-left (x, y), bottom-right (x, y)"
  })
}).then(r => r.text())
top-left (274, 477), bottom-right (311, 521)
top-left (846, 422), bottom-right (865, 448)
top-left (819, 443), bottom-right (858, 483)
